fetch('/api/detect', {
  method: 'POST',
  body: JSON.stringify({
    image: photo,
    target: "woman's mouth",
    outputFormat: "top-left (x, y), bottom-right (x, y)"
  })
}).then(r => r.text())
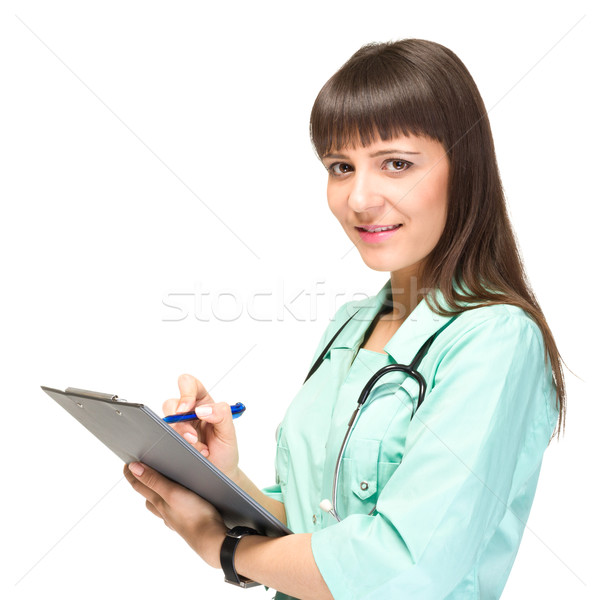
top-left (355, 224), bottom-right (402, 243)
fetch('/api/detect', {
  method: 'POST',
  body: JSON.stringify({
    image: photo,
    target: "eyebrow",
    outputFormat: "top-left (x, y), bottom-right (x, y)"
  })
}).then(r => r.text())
top-left (322, 149), bottom-right (421, 159)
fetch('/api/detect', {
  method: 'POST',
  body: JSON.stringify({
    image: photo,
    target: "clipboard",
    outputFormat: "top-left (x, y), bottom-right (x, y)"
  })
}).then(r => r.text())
top-left (41, 385), bottom-right (291, 538)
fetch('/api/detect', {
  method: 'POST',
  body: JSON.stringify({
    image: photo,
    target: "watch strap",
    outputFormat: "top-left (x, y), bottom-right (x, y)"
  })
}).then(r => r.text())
top-left (220, 526), bottom-right (260, 588)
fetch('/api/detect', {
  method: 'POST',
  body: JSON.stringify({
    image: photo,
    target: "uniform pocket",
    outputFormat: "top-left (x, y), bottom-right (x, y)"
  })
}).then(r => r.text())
top-left (349, 438), bottom-right (380, 501)
top-left (338, 438), bottom-right (402, 517)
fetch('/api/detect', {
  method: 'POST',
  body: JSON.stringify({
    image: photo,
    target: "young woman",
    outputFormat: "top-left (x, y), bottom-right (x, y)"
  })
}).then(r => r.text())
top-left (124, 39), bottom-right (566, 599)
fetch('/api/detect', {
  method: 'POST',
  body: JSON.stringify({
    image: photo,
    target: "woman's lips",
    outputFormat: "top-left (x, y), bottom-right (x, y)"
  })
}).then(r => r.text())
top-left (355, 224), bottom-right (402, 243)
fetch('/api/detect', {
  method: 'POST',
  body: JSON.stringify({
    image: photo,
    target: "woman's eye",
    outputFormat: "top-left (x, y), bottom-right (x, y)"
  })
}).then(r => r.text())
top-left (382, 159), bottom-right (412, 172)
top-left (327, 162), bottom-right (353, 176)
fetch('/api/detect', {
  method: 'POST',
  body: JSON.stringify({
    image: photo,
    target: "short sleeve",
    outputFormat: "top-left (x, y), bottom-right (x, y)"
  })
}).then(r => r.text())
top-left (261, 483), bottom-right (283, 503)
top-left (310, 309), bottom-right (556, 599)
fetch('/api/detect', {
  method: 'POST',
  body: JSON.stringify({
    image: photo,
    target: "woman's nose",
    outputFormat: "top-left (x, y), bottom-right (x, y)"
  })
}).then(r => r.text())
top-left (347, 171), bottom-right (384, 212)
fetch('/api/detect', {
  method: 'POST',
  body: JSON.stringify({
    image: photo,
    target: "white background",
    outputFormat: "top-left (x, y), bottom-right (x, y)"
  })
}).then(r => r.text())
top-left (1, 1), bottom-right (598, 598)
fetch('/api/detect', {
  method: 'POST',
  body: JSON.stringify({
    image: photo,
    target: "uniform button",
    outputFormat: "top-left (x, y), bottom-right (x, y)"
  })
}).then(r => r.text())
top-left (360, 481), bottom-right (369, 491)
top-left (312, 514), bottom-right (317, 525)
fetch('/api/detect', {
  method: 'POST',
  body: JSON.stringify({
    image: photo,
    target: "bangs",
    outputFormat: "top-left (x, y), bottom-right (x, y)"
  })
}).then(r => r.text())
top-left (310, 42), bottom-right (449, 158)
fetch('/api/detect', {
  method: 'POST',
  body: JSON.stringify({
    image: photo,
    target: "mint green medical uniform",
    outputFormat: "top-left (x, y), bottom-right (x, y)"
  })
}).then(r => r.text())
top-left (263, 278), bottom-right (558, 599)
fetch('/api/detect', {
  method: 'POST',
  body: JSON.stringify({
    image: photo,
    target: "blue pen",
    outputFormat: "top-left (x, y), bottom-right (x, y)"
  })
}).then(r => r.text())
top-left (163, 402), bottom-right (246, 423)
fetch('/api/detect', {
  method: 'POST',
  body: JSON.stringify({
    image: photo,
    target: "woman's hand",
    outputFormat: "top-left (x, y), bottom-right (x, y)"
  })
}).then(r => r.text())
top-left (123, 462), bottom-right (226, 569)
top-left (162, 374), bottom-right (287, 525)
top-left (163, 374), bottom-right (240, 480)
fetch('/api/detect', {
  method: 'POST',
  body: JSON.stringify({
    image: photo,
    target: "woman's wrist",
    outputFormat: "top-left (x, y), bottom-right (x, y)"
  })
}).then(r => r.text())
top-left (225, 465), bottom-right (243, 486)
top-left (193, 519), bottom-right (228, 569)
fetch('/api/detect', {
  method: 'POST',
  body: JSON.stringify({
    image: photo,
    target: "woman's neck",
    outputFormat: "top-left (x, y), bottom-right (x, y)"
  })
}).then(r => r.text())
top-left (386, 268), bottom-right (428, 321)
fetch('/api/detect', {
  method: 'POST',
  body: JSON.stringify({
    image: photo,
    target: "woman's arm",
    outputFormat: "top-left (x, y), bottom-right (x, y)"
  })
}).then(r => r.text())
top-left (124, 462), bottom-right (331, 599)
top-left (229, 468), bottom-right (286, 525)
top-left (236, 533), bottom-right (332, 599)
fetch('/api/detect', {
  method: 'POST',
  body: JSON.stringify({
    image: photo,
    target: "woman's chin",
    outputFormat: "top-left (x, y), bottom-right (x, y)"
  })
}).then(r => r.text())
top-left (354, 246), bottom-right (402, 272)
top-left (357, 255), bottom-right (397, 273)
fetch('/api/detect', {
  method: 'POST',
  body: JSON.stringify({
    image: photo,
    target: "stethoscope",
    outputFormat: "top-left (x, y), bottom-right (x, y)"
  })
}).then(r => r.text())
top-left (303, 307), bottom-right (460, 523)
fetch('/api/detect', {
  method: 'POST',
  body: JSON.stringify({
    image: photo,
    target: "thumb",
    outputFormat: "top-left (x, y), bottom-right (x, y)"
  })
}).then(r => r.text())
top-left (176, 373), bottom-right (205, 412)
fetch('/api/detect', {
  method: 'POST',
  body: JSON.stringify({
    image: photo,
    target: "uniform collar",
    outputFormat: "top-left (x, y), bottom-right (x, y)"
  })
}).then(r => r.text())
top-left (331, 278), bottom-right (457, 365)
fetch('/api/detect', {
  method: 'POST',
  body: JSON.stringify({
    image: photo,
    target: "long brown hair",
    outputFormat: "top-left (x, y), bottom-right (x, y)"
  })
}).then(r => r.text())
top-left (310, 39), bottom-right (567, 439)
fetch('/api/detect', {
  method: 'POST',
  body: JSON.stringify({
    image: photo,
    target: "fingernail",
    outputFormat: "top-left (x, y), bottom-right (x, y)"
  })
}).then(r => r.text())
top-left (129, 463), bottom-right (144, 476)
top-left (200, 449), bottom-right (209, 457)
top-left (196, 406), bottom-right (212, 417)
top-left (183, 432), bottom-right (198, 444)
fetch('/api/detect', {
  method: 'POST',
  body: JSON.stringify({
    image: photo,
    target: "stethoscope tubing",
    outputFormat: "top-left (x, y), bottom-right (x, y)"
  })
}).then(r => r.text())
top-left (330, 364), bottom-right (426, 522)
top-left (328, 314), bottom-right (460, 522)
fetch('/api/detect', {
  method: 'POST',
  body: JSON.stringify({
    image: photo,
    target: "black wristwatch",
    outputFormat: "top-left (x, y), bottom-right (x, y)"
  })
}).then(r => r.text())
top-left (220, 526), bottom-right (260, 588)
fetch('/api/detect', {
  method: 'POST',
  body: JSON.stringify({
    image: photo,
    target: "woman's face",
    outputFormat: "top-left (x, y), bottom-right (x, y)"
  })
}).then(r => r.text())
top-left (322, 134), bottom-right (450, 276)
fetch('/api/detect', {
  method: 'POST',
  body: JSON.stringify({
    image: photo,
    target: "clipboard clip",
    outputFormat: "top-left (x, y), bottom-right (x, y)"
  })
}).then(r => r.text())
top-left (65, 387), bottom-right (120, 402)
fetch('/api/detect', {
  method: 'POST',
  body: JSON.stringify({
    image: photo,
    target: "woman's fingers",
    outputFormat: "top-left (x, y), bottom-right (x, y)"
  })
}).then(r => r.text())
top-left (181, 434), bottom-right (210, 457)
top-left (124, 463), bottom-right (171, 529)
top-left (193, 403), bottom-right (240, 476)
top-left (177, 373), bottom-right (212, 412)
top-left (145, 499), bottom-right (162, 519)
top-left (160, 381), bottom-right (240, 476)
top-left (144, 499), bottom-right (173, 529)
top-left (161, 397), bottom-right (203, 444)
top-left (162, 396), bottom-right (181, 417)
top-left (195, 402), bottom-right (236, 447)
top-left (163, 373), bottom-right (216, 447)
top-left (125, 462), bottom-right (175, 504)
top-left (123, 463), bottom-right (162, 510)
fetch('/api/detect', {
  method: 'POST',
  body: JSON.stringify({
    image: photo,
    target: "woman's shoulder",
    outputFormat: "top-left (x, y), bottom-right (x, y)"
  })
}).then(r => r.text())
top-left (434, 300), bottom-right (557, 431)
top-left (438, 280), bottom-right (542, 336)
top-left (456, 301), bottom-right (539, 329)
top-left (443, 301), bottom-right (546, 361)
